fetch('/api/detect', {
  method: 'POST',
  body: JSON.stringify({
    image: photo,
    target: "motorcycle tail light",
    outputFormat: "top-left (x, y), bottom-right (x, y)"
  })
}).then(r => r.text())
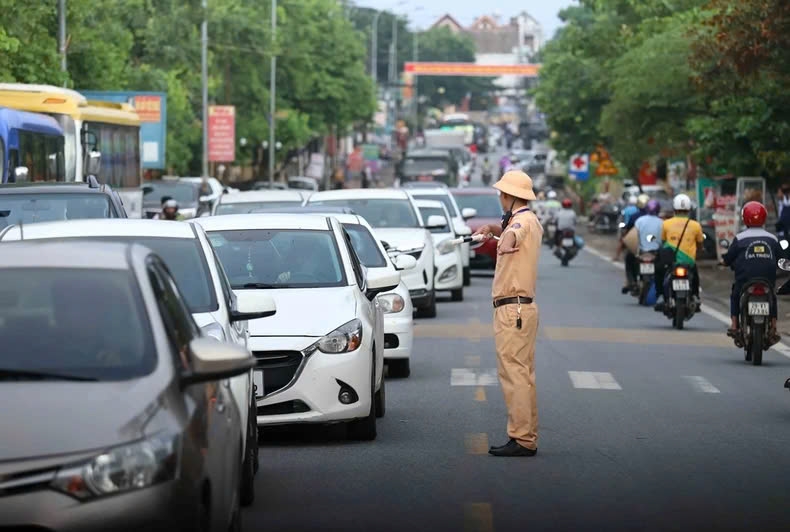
top-left (749, 284), bottom-right (768, 296)
top-left (674, 266), bottom-right (688, 278)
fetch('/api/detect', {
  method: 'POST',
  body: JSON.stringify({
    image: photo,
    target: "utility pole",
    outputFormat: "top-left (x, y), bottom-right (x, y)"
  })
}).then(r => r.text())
top-left (413, 28), bottom-right (419, 128)
top-left (371, 11), bottom-right (382, 91)
top-left (201, 0), bottom-right (209, 179)
top-left (58, 0), bottom-right (67, 81)
top-left (269, 0), bottom-right (277, 185)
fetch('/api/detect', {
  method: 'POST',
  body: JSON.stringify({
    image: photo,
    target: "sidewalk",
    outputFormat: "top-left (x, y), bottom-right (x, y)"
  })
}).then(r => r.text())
top-left (578, 223), bottom-right (790, 336)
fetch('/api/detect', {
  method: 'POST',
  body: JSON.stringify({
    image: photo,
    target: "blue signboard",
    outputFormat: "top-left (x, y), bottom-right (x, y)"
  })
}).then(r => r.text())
top-left (80, 90), bottom-right (167, 169)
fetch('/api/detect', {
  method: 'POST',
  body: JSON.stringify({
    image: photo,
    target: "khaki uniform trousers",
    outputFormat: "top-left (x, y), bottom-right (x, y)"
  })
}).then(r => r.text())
top-left (493, 303), bottom-right (538, 450)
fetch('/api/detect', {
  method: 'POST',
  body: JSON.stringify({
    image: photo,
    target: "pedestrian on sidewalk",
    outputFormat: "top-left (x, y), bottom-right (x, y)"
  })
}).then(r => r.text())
top-left (473, 170), bottom-right (543, 457)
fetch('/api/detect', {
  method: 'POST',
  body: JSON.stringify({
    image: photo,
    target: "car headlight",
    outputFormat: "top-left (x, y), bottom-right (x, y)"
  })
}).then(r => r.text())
top-left (201, 322), bottom-right (226, 342)
top-left (51, 433), bottom-right (181, 500)
top-left (437, 238), bottom-right (456, 255)
top-left (314, 319), bottom-right (363, 354)
top-left (379, 293), bottom-right (405, 314)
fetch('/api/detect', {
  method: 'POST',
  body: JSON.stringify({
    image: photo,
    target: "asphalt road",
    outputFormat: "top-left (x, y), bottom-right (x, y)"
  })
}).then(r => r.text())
top-left (243, 151), bottom-right (790, 531)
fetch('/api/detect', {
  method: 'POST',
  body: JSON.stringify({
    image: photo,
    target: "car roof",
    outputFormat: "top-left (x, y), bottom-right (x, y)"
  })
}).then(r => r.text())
top-left (218, 190), bottom-right (304, 204)
top-left (0, 240), bottom-right (143, 270)
top-left (309, 189), bottom-right (410, 201)
top-left (194, 213), bottom-right (334, 232)
top-left (0, 219), bottom-right (198, 242)
top-left (451, 187), bottom-right (498, 195)
top-left (405, 187), bottom-right (450, 196)
top-left (414, 199), bottom-right (445, 210)
top-left (250, 205), bottom-right (356, 216)
top-left (0, 182), bottom-right (110, 195)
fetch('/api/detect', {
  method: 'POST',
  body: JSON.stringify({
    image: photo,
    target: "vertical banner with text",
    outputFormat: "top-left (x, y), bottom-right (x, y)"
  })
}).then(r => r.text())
top-left (208, 105), bottom-right (236, 162)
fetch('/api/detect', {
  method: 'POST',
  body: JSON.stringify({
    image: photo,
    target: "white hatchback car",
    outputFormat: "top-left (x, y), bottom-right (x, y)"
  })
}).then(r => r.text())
top-left (213, 189), bottom-right (304, 215)
top-left (196, 213), bottom-right (400, 440)
top-left (414, 199), bottom-right (465, 301)
top-left (307, 188), bottom-right (444, 318)
top-left (0, 219), bottom-right (275, 506)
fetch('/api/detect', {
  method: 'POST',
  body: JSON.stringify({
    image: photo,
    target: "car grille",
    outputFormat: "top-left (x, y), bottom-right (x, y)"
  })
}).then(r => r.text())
top-left (252, 351), bottom-right (304, 396)
top-left (258, 400), bottom-right (311, 416)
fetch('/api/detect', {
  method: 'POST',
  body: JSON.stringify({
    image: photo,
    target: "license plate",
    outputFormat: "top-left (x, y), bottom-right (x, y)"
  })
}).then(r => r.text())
top-left (253, 370), bottom-right (264, 398)
top-left (417, 175), bottom-right (433, 182)
top-left (748, 302), bottom-right (770, 316)
top-left (640, 263), bottom-right (655, 274)
top-left (562, 238), bottom-right (574, 247)
top-left (672, 279), bottom-right (690, 291)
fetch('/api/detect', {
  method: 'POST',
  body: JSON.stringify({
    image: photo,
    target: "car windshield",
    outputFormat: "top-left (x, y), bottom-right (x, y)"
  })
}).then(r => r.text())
top-left (419, 206), bottom-right (450, 234)
top-left (143, 183), bottom-right (198, 206)
top-left (411, 194), bottom-right (460, 217)
top-left (452, 193), bottom-right (503, 218)
top-left (86, 237), bottom-right (218, 313)
top-left (288, 180), bottom-right (316, 191)
top-left (403, 157), bottom-right (450, 175)
top-left (343, 223), bottom-right (387, 268)
top-left (0, 268), bottom-right (155, 381)
top-left (310, 199), bottom-right (420, 228)
top-left (0, 193), bottom-right (114, 227)
top-left (207, 229), bottom-right (346, 289)
top-left (215, 201), bottom-right (302, 215)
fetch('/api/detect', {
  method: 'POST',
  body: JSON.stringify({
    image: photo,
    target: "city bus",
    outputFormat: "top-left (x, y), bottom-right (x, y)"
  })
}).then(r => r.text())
top-left (0, 84), bottom-right (143, 216)
top-left (0, 107), bottom-right (65, 183)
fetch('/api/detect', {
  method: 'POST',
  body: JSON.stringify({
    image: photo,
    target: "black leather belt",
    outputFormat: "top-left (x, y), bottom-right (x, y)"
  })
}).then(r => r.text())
top-left (493, 296), bottom-right (533, 308)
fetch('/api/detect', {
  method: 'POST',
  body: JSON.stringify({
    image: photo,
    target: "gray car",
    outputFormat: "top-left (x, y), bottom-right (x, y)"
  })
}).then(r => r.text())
top-left (0, 241), bottom-right (254, 531)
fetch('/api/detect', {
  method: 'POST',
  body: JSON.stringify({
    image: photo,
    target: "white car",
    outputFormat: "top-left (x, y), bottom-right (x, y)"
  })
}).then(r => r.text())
top-left (414, 199), bottom-right (465, 301)
top-left (404, 184), bottom-right (476, 286)
top-left (0, 219), bottom-right (275, 506)
top-left (181, 176), bottom-right (226, 211)
top-left (307, 188), bottom-right (444, 318)
top-left (196, 213), bottom-right (399, 440)
top-left (213, 190), bottom-right (304, 216)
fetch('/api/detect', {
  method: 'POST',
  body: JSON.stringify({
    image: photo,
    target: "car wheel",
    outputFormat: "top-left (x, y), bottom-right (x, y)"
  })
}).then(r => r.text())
top-left (240, 408), bottom-right (257, 506)
top-left (388, 358), bottom-right (411, 378)
top-left (348, 359), bottom-right (377, 441)
top-left (463, 266), bottom-right (471, 286)
top-left (375, 376), bottom-right (386, 418)
top-left (451, 288), bottom-right (464, 302)
top-left (417, 290), bottom-right (437, 319)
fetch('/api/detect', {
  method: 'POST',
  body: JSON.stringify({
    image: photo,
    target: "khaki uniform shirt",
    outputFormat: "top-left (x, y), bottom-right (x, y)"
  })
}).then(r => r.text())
top-left (492, 208), bottom-right (543, 300)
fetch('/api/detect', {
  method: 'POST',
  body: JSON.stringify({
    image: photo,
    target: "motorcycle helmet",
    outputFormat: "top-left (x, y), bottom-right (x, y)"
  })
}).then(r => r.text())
top-left (627, 195), bottom-right (638, 205)
top-left (673, 193), bottom-right (692, 211)
top-left (645, 199), bottom-right (661, 216)
top-left (562, 198), bottom-right (572, 208)
top-left (547, 190), bottom-right (557, 200)
top-left (742, 201), bottom-right (767, 228)
top-left (637, 193), bottom-right (650, 208)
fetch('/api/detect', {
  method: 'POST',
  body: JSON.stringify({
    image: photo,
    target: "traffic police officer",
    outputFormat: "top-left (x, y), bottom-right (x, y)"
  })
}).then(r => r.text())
top-left (474, 170), bottom-right (542, 457)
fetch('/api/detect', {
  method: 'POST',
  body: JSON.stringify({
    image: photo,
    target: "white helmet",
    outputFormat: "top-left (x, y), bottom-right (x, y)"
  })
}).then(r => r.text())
top-left (673, 193), bottom-right (692, 211)
top-left (547, 190), bottom-right (557, 199)
top-left (627, 195), bottom-right (638, 205)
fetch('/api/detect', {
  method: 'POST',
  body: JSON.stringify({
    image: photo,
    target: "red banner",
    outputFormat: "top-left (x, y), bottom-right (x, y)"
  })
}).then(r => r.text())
top-left (133, 95), bottom-right (162, 123)
top-left (208, 106), bottom-right (235, 162)
top-left (404, 62), bottom-right (541, 77)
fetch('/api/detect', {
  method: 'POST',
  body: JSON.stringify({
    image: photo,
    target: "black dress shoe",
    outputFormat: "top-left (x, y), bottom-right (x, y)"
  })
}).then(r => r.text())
top-left (488, 439), bottom-right (537, 457)
top-left (488, 438), bottom-right (515, 453)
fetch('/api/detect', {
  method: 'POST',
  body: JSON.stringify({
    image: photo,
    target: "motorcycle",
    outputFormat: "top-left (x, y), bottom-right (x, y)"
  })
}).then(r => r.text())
top-left (634, 250), bottom-right (657, 305)
top-left (554, 229), bottom-right (578, 267)
top-left (481, 169), bottom-right (493, 185)
top-left (593, 204), bottom-right (620, 234)
top-left (661, 263), bottom-right (699, 330)
top-left (543, 218), bottom-right (558, 248)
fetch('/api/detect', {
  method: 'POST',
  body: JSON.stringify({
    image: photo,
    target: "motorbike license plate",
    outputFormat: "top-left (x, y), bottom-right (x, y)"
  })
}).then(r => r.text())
top-left (640, 263), bottom-right (655, 274)
top-left (672, 279), bottom-right (690, 291)
top-left (562, 238), bottom-right (574, 247)
top-left (748, 302), bottom-right (770, 316)
top-left (253, 370), bottom-right (264, 398)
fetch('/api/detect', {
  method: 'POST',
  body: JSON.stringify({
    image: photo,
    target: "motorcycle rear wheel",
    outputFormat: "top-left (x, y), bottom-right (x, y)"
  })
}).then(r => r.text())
top-left (673, 302), bottom-right (685, 330)
top-left (749, 323), bottom-right (764, 366)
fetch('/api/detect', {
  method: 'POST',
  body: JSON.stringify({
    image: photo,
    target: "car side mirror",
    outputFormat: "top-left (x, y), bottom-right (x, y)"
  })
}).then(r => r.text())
top-left (86, 150), bottom-right (101, 176)
top-left (380, 240), bottom-right (391, 251)
top-left (393, 254), bottom-right (417, 271)
top-left (426, 215), bottom-right (447, 229)
top-left (13, 166), bottom-right (29, 182)
top-left (719, 239), bottom-right (730, 249)
top-left (181, 337), bottom-right (255, 386)
top-left (230, 291), bottom-right (277, 322)
top-left (461, 207), bottom-right (477, 220)
top-left (365, 269), bottom-right (401, 300)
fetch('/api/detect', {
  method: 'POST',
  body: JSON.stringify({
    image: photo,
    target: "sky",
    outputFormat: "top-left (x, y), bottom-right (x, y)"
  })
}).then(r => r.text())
top-left (355, 0), bottom-right (577, 38)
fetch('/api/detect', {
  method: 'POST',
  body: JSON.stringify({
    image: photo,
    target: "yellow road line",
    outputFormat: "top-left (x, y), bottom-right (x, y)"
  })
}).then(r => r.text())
top-left (464, 503), bottom-right (494, 532)
top-left (464, 433), bottom-right (489, 455)
top-left (474, 386), bottom-right (487, 402)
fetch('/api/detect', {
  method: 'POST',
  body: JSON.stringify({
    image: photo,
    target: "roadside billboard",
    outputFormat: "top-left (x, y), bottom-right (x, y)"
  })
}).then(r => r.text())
top-left (208, 106), bottom-right (235, 162)
top-left (79, 91), bottom-right (167, 169)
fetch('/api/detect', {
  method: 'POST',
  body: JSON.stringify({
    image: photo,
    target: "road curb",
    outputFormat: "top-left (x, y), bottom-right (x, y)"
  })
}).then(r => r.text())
top-left (582, 244), bottom-right (790, 360)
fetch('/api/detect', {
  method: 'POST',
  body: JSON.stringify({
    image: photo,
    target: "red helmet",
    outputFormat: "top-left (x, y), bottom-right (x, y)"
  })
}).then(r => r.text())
top-left (562, 198), bottom-right (573, 208)
top-left (742, 201), bottom-right (767, 227)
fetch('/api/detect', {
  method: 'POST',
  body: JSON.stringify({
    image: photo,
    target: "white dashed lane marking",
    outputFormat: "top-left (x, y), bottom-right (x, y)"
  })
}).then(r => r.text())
top-left (568, 371), bottom-right (622, 390)
top-left (683, 376), bottom-right (721, 394)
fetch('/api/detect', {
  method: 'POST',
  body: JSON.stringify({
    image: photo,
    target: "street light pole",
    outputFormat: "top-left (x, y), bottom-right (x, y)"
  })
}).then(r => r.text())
top-left (58, 0), bottom-right (67, 79)
top-left (413, 28), bottom-right (419, 128)
top-left (268, 0), bottom-right (277, 185)
top-left (201, 0), bottom-right (209, 179)
top-left (371, 11), bottom-right (381, 91)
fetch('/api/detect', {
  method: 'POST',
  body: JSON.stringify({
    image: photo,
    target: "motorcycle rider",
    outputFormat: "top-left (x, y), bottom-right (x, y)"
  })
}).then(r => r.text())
top-left (722, 201), bottom-right (782, 346)
top-left (654, 194), bottom-right (704, 311)
top-left (635, 199), bottom-right (663, 253)
top-left (614, 194), bottom-right (649, 293)
top-left (555, 198), bottom-right (577, 247)
top-left (156, 198), bottom-right (185, 221)
top-left (541, 190), bottom-right (562, 246)
top-left (481, 156), bottom-right (493, 184)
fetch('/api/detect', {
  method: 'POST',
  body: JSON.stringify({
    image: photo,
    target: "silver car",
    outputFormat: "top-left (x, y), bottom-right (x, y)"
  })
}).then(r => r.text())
top-left (0, 241), bottom-right (254, 531)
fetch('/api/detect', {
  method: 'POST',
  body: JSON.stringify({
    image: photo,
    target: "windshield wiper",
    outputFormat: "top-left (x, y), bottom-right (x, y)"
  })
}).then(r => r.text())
top-left (239, 282), bottom-right (278, 289)
top-left (0, 368), bottom-right (98, 382)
